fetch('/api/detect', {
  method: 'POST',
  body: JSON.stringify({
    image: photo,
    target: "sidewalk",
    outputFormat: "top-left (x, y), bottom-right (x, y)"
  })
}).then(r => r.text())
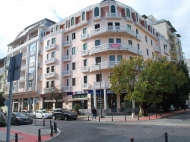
top-left (0, 124), bottom-right (60, 142)
top-left (78, 109), bottom-right (190, 122)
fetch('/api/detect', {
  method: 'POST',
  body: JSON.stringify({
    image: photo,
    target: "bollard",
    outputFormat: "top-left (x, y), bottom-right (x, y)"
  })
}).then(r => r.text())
top-left (50, 126), bottom-right (53, 137)
top-left (99, 115), bottom-right (100, 121)
top-left (88, 116), bottom-right (89, 121)
top-left (38, 129), bottom-right (41, 142)
top-left (15, 133), bottom-right (18, 142)
top-left (54, 123), bottom-right (58, 133)
top-left (125, 114), bottom-right (126, 121)
top-left (165, 132), bottom-right (168, 142)
top-left (138, 115), bottom-right (139, 120)
top-left (50, 120), bottom-right (52, 127)
top-left (43, 118), bottom-right (45, 126)
top-left (130, 138), bottom-right (134, 142)
top-left (54, 122), bottom-right (56, 131)
top-left (156, 112), bottom-right (157, 118)
top-left (148, 114), bottom-right (150, 120)
top-left (112, 115), bottom-right (113, 121)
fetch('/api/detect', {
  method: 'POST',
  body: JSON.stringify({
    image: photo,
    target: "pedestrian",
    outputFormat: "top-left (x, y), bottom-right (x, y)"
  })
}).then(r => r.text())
top-left (91, 107), bottom-right (97, 120)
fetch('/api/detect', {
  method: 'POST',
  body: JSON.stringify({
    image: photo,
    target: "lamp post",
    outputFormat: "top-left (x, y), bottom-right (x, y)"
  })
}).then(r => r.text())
top-left (96, 59), bottom-right (103, 118)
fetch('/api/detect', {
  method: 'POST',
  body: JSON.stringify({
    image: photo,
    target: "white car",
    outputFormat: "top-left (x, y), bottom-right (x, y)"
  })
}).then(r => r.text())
top-left (33, 110), bottom-right (52, 119)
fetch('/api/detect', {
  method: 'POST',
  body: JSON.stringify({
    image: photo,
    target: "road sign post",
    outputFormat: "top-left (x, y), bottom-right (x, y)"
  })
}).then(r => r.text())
top-left (6, 53), bottom-right (22, 142)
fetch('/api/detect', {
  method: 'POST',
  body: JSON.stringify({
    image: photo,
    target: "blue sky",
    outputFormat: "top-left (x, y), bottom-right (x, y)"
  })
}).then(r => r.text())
top-left (0, 0), bottom-right (189, 59)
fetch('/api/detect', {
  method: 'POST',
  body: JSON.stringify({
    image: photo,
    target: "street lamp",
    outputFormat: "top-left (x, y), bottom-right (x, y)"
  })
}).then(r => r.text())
top-left (95, 58), bottom-right (103, 118)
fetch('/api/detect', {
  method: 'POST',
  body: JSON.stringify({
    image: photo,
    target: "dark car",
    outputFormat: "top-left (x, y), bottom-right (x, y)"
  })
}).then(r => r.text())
top-left (11, 112), bottom-right (33, 125)
top-left (52, 108), bottom-right (77, 121)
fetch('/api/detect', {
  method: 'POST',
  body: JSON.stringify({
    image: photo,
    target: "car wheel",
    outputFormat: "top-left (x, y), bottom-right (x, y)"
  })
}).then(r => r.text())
top-left (15, 120), bottom-right (19, 126)
top-left (64, 116), bottom-right (68, 121)
top-left (52, 115), bottom-right (56, 120)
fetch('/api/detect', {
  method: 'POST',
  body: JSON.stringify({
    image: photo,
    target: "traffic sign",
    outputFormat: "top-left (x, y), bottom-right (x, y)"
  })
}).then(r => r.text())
top-left (34, 98), bottom-right (39, 104)
top-left (27, 99), bottom-right (33, 105)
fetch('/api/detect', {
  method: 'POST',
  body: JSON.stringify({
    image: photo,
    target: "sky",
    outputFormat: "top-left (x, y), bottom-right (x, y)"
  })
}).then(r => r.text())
top-left (0, 0), bottom-right (190, 59)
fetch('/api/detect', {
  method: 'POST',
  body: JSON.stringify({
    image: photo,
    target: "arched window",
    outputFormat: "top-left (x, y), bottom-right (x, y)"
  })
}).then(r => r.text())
top-left (71, 17), bottom-right (74, 26)
top-left (94, 7), bottom-right (99, 17)
top-left (82, 12), bottom-right (85, 21)
top-left (126, 8), bottom-right (130, 18)
top-left (111, 5), bottom-right (116, 13)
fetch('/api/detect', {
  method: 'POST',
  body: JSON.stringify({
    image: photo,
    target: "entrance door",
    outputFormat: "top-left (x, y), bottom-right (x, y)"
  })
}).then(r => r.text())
top-left (111, 100), bottom-right (117, 112)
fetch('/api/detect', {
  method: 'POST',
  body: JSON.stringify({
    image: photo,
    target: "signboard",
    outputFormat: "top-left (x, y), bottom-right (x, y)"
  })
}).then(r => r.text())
top-left (27, 99), bottom-right (32, 105)
top-left (110, 43), bottom-right (120, 48)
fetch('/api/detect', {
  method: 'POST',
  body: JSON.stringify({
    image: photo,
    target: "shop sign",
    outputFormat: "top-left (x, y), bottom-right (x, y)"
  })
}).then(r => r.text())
top-left (110, 43), bottom-right (120, 48)
top-left (73, 91), bottom-right (88, 95)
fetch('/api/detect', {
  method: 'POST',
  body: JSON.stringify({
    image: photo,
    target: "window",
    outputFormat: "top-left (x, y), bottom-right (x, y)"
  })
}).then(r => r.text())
top-left (47, 53), bottom-right (50, 59)
top-left (66, 64), bottom-right (69, 70)
top-left (84, 59), bottom-right (87, 66)
top-left (136, 13), bottom-right (138, 22)
top-left (116, 38), bottom-right (121, 43)
top-left (71, 17), bottom-right (74, 26)
top-left (84, 76), bottom-right (87, 84)
top-left (83, 43), bottom-right (87, 50)
top-left (72, 78), bottom-right (76, 86)
top-left (136, 29), bottom-right (138, 34)
top-left (146, 49), bottom-right (149, 56)
top-left (66, 79), bottom-right (69, 86)
top-left (46, 67), bottom-right (49, 73)
top-left (83, 28), bottom-right (87, 34)
top-left (94, 7), bottom-right (99, 17)
top-left (96, 74), bottom-right (102, 82)
top-left (72, 47), bottom-right (76, 55)
top-left (82, 12), bottom-right (85, 21)
top-left (95, 57), bottom-right (101, 64)
top-left (72, 62), bottom-right (76, 70)
top-left (66, 20), bottom-right (68, 28)
top-left (126, 8), bottom-right (130, 18)
top-left (56, 25), bottom-right (59, 30)
top-left (47, 40), bottom-right (50, 46)
top-left (95, 40), bottom-right (101, 46)
top-left (66, 35), bottom-right (69, 41)
top-left (128, 40), bottom-right (132, 45)
top-left (111, 5), bottom-right (115, 13)
top-left (145, 36), bottom-right (147, 42)
top-left (127, 24), bottom-right (131, 29)
top-left (95, 24), bottom-right (100, 29)
top-left (109, 55), bottom-right (115, 61)
top-left (109, 38), bottom-right (114, 43)
top-left (137, 43), bottom-right (140, 49)
top-left (51, 52), bottom-right (55, 58)
top-left (51, 66), bottom-right (55, 72)
top-left (117, 55), bottom-right (122, 61)
top-left (151, 40), bottom-right (153, 45)
top-left (52, 38), bottom-right (56, 44)
top-left (51, 81), bottom-right (55, 87)
top-left (72, 33), bottom-right (75, 40)
top-left (46, 82), bottom-right (49, 88)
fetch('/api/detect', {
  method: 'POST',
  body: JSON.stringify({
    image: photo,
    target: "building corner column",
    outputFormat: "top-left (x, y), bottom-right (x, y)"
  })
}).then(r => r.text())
top-left (103, 89), bottom-right (107, 110)
top-left (93, 90), bottom-right (97, 109)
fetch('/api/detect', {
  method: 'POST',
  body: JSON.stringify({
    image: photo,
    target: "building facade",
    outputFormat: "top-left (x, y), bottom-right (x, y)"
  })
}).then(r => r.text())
top-left (4, 0), bottom-right (184, 114)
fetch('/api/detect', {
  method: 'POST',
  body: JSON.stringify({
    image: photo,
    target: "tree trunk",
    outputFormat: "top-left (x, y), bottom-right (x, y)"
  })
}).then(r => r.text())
top-left (139, 103), bottom-right (151, 116)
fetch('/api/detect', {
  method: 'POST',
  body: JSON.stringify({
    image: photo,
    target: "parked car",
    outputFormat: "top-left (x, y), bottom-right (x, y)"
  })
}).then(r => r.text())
top-left (33, 110), bottom-right (52, 119)
top-left (52, 108), bottom-right (77, 121)
top-left (0, 112), bottom-right (5, 121)
top-left (11, 112), bottom-right (33, 125)
top-left (22, 110), bottom-right (34, 117)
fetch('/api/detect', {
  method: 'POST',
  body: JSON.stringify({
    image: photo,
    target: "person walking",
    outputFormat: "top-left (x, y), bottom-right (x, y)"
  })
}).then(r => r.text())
top-left (91, 107), bottom-right (97, 120)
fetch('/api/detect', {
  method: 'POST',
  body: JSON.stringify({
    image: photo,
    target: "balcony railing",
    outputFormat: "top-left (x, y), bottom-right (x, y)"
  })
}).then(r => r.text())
top-left (62, 70), bottom-right (71, 76)
top-left (65, 20), bottom-right (88, 33)
top-left (164, 49), bottom-right (170, 55)
top-left (94, 81), bottom-right (105, 89)
top-left (81, 66), bottom-right (89, 72)
top-left (90, 26), bottom-right (136, 38)
top-left (62, 56), bottom-right (70, 62)
top-left (81, 83), bottom-right (89, 90)
top-left (62, 86), bottom-right (70, 92)
top-left (63, 41), bottom-right (70, 47)
top-left (93, 16), bottom-right (101, 21)
top-left (81, 50), bottom-right (89, 56)
top-left (45, 58), bottom-right (56, 64)
top-left (45, 72), bottom-right (56, 78)
top-left (154, 46), bottom-right (161, 52)
top-left (106, 12), bottom-right (121, 19)
top-left (80, 34), bottom-right (89, 40)
top-left (90, 43), bottom-right (138, 55)
top-left (90, 61), bottom-right (120, 72)
top-left (45, 44), bottom-right (56, 51)
top-left (136, 34), bottom-right (141, 41)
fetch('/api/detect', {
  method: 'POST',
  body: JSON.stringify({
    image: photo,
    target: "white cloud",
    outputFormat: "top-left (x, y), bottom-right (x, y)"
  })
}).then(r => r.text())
top-left (0, 0), bottom-right (189, 59)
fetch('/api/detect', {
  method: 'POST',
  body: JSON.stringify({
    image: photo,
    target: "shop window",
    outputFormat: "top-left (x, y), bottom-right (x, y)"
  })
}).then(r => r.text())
top-left (94, 7), bottom-right (99, 17)
top-left (111, 5), bottom-right (116, 13)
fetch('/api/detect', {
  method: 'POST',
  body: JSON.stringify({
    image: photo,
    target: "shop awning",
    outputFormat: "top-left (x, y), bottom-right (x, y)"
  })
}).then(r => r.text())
top-left (67, 98), bottom-right (88, 102)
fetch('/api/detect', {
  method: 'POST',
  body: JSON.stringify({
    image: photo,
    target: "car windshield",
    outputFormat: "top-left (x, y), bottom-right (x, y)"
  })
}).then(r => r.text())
top-left (15, 113), bottom-right (26, 117)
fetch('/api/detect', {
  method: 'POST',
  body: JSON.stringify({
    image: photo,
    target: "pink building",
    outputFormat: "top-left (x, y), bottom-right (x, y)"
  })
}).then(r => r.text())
top-left (4, 0), bottom-right (184, 115)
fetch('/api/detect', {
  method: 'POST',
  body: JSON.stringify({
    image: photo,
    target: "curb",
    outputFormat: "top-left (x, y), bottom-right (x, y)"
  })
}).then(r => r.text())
top-left (44, 128), bottom-right (61, 142)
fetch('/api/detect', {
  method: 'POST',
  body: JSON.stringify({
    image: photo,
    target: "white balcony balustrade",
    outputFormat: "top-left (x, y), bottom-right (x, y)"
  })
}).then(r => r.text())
top-left (136, 34), bottom-right (141, 41)
top-left (154, 46), bottom-right (161, 52)
top-left (94, 81), bottom-right (105, 89)
top-left (63, 41), bottom-right (70, 47)
top-left (62, 70), bottom-right (71, 76)
top-left (62, 56), bottom-right (71, 62)
top-left (81, 66), bottom-right (89, 72)
top-left (90, 43), bottom-right (137, 55)
top-left (90, 61), bottom-right (120, 72)
top-left (106, 12), bottom-right (122, 19)
top-left (45, 44), bottom-right (56, 51)
top-left (93, 16), bottom-right (101, 21)
top-left (62, 86), bottom-right (70, 92)
top-left (45, 58), bottom-right (56, 65)
top-left (164, 49), bottom-right (170, 55)
top-left (45, 72), bottom-right (56, 78)
top-left (81, 83), bottom-right (89, 90)
top-left (81, 50), bottom-right (89, 56)
top-left (65, 20), bottom-right (88, 33)
top-left (80, 34), bottom-right (89, 41)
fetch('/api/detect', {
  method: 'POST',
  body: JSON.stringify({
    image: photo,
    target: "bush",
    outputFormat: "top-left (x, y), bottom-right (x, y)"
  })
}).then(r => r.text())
top-left (73, 104), bottom-right (80, 114)
top-left (0, 121), bottom-right (6, 127)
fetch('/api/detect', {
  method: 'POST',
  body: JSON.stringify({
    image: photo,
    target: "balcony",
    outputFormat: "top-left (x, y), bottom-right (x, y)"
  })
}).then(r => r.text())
top-left (93, 16), bottom-right (101, 21)
top-left (80, 34), bottom-right (89, 41)
top-left (154, 46), bottom-right (161, 53)
top-left (63, 41), bottom-right (70, 47)
top-left (38, 50), bottom-right (43, 55)
top-left (170, 57), bottom-right (177, 62)
top-left (94, 81), bottom-right (106, 89)
top-left (164, 49), bottom-right (170, 55)
top-left (106, 12), bottom-right (122, 19)
top-left (137, 50), bottom-right (143, 55)
top-left (170, 48), bottom-right (177, 53)
top-left (62, 70), bottom-right (71, 76)
top-left (81, 66), bottom-right (89, 72)
top-left (81, 83), bottom-right (90, 90)
top-left (65, 20), bottom-right (88, 33)
top-left (45, 72), bottom-right (56, 79)
top-left (62, 86), bottom-right (70, 92)
top-left (45, 58), bottom-right (56, 65)
top-left (38, 76), bottom-right (42, 81)
top-left (21, 65), bottom-right (26, 70)
top-left (62, 56), bottom-right (70, 62)
top-left (81, 50), bottom-right (89, 56)
top-left (29, 62), bottom-right (34, 67)
top-left (168, 39), bottom-right (175, 44)
top-left (90, 26), bottom-right (136, 38)
top-left (19, 76), bottom-right (25, 82)
top-left (90, 61), bottom-right (120, 72)
top-left (136, 34), bottom-right (141, 41)
top-left (45, 44), bottom-right (56, 51)
top-left (167, 30), bottom-right (174, 36)
top-left (90, 43), bottom-right (138, 55)
top-left (38, 63), bottom-right (42, 68)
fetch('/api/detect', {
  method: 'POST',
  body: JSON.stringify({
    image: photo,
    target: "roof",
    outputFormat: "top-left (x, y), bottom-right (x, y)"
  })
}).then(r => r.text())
top-left (154, 19), bottom-right (177, 32)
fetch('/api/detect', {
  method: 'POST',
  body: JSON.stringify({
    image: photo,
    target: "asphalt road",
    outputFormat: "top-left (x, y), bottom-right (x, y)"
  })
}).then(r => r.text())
top-left (36, 111), bottom-right (190, 142)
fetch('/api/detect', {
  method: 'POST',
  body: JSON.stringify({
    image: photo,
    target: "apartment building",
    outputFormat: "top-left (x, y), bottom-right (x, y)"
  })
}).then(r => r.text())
top-left (4, 0), bottom-right (184, 114)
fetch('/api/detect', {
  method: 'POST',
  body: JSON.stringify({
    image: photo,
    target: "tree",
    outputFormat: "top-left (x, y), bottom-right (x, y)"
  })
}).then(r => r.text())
top-left (0, 92), bottom-right (5, 107)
